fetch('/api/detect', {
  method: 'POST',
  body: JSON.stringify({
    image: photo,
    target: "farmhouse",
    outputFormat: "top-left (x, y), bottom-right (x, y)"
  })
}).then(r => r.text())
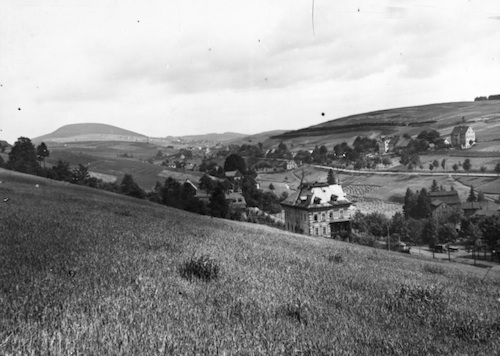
top-left (430, 200), bottom-right (455, 220)
top-left (281, 182), bottom-right (352, 238)
top-left (450, 126), bottom-right (475, 149)
top-left (429, 190), bottom-right (461, 209)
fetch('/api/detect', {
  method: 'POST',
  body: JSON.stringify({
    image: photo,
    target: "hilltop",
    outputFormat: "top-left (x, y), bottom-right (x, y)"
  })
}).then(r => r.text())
top-left (33, 123), bottom-right (147, 143)
top-left (270, 101), bottom-right (500, 151)
top-left (1, 168), bottom-right (499, 354)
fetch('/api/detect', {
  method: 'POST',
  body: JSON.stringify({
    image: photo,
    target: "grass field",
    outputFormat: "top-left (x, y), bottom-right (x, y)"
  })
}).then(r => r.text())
top-left (1, 168), bottom-right (500, 355)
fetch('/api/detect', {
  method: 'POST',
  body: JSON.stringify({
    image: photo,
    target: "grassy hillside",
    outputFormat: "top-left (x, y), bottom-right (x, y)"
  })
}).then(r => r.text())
top-left (1, 168), bottom-right (499, 355)
top-left (271, 101), bottom-right (500, 151)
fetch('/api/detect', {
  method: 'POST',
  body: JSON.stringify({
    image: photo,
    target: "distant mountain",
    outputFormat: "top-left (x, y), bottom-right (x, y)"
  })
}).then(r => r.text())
top-left (33, 123), bottom-right (147, 143)
top-left (175, 132), bottom-right (247, 143)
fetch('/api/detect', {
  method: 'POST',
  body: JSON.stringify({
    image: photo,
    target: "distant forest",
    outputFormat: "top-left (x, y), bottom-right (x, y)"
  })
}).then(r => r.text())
top-left (474, 94), bottom-right (500, 101)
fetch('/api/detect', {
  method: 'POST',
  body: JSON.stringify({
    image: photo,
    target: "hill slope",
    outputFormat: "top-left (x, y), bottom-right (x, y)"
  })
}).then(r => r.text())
top-left (33, 123), bottom-right (147, 143)
top-left (271, 101), bottom-right (500, 150)
top-left (1, 168), bottom-right (499, 355)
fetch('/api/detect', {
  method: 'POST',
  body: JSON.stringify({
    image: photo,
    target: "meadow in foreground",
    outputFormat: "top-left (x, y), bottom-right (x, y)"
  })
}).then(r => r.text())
top-left (1, 169), bottom-right (499, 355)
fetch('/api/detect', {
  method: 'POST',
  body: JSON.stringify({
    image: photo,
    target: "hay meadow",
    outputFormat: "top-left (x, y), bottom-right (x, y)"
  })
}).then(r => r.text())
top-left (1, 169), bottom-right (499, 355)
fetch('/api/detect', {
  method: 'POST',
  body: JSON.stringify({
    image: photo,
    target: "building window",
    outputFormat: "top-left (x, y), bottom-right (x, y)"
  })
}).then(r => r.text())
top-left (323, 226), bottom-right (326, 235)
top-left (339, 209), bottom-right (344, 219)
top-left (315, 228), bottom-right (319, 235)
top-left (321, 213), bottom-right (325, 221)
top-left (314, 214), bottom-right (318, 222)
top-left (329, 211), bottom-right (333, 219)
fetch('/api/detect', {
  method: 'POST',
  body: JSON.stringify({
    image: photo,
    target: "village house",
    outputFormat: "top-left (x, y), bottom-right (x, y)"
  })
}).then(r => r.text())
top-left (198, 173), bottom-right (247, 212)
top-left (429, 190), bottom-right (461, 219)
top-left (450, 126), bottom-right (475, 149)
top-left (285, 160), bottom-right (298, 170)
top-left (281, 182), bottom-right (352, 238)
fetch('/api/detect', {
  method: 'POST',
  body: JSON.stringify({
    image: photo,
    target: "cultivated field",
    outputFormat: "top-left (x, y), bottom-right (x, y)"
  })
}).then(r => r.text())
top-left (1, 168), bottom-right (500, 355)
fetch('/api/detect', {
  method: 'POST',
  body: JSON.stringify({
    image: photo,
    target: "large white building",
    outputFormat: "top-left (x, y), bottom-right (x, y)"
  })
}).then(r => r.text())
top-left (281, 182), bottom-right (352, 237)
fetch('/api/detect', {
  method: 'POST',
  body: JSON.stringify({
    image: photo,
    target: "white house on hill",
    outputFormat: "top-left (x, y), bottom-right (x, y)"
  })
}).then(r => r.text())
top-left (451, 126), bottom-right (475, 149)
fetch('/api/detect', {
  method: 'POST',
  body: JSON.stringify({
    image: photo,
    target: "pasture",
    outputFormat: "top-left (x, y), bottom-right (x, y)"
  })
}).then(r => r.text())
top-left (1, 168), bottom-right (500, 355)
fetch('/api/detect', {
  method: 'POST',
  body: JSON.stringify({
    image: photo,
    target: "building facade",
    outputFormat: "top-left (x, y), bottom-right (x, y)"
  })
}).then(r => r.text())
top-left (450, 126), bottom-right (475, 149)
top-left (281, 182), bottom-right (352, 238)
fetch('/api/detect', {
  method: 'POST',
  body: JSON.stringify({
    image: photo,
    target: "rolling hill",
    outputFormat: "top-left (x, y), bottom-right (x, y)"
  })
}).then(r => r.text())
top-left (33, 123), bottom-right (147, 143)
top-left (1, 168), bottom-right (499, 354)
top-left (269, 101), bottom-right (500, 151)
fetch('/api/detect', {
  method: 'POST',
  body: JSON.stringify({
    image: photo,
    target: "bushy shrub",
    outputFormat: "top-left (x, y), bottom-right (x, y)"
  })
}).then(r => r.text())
top-left (178, 254), bottom-right (220, 282)
top-left (423, 263), bottom-right (446, 275)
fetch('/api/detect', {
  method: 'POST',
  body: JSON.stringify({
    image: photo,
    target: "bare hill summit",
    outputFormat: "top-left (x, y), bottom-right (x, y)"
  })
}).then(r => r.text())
top-left (33, 123), bottom-right (147, 143)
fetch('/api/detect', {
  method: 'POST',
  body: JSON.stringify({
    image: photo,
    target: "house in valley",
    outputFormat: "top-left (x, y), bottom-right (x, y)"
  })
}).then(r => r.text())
top-left (198, 173), bottom-right (247, 212)
top-left (285, 160), bottom-right (298, 170)
top-left (450, 126), bottom-right (475, 149)
top-left (429, 190), bottom-right (461, 220)
top-left (281, 182), bottom-right (352, 238)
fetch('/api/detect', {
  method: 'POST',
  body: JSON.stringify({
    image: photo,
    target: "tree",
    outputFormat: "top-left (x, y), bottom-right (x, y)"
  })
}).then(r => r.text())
top-left (480, 166), bottom-right (487, 173)
top-left (479, 216), bottom-right (500, 261)
top-left (415, 189), bottom-right (431, 219)
top-left (51, 160), bottom-right (72, 182)
top-left (430, 179), bottom-right (439, 192)
top-left (441, 158), bottom-right (446, 170)
top-left (7, 137), bottom-right (40, 174)
top-left (429, 164), bottom-right (434, 171)
top-left (463, 158), bottom-right (472, 173)
top-left (382, 157), bottom-right (391, 167)
top-left (72, 164), bottom-right (90, 185)
top-left (423, 218), bottom-right (439, 257)
top-left (36, 142), bottom-right (50, 168)
top-left (432, 160), bottom-right (439, 169)
top-left (209, 186), bottom-right (229, 218)
top-left (403, 188), bottom-right (417, 220)
top-left (162, 177), bottom-right (182, 208)
top-left (477, 190), bottom-right (485, 202)
top-left (120, 174), bottom-right (145, 199)
top-left (495, 162), bottom-right (500, 175)
top-left (224, 153), bottom-right (246, 174)
top-left (467, 185), bottom-right (477, 202)
top-left (327, 169), bottom-right (336, 185)
top-left (269, 183), bottom-right (275, 190)
top-left (452, 163), bottom-right (459, 172)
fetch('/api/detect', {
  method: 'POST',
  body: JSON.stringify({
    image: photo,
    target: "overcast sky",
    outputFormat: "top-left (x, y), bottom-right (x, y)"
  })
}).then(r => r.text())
top-left (1, 0), bottom-right (499, 143)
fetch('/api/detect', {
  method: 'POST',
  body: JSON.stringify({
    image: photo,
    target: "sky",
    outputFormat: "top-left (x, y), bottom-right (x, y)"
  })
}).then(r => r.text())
top-left (1, 0), bottom-right (500, 143)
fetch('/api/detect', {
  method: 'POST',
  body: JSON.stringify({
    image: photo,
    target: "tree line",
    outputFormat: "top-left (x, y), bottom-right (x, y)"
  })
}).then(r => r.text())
top-left (1, 137), bottom-right (285, 227)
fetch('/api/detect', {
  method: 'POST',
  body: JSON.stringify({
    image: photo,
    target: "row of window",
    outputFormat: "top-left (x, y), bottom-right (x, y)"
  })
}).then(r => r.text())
top-left (312, 210), bottom-right (344, 222)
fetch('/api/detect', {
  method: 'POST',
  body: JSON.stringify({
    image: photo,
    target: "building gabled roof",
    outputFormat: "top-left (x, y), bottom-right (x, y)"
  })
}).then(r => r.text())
top-left (461, 202), bottom-right (483, 210)
top-left (281, 183), bottom-right (351, 209)
top-left (451, 126), bottom-right (472, 135)
top-left (429, 190), bottom-right (461, 207)
top-left (395, 137), bottom-right (412, 148)
top-left (225, 170), bottom-right (243, 178)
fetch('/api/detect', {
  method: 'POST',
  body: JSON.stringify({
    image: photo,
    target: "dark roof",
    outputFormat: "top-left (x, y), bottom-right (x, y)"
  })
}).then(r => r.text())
top-left (461, 202), bottom-right (483, 210)
top-left (429, 190), bottom-right (461, 207)
top-left (395, 137), bottom-right (412, 148)
top-left (431, 200), bottom-right (444, 208)
top-left (451, 126), bottom-right (471, 135)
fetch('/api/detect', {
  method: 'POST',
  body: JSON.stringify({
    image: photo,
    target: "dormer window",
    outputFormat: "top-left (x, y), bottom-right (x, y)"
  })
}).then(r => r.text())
top-left (314, 197), bottom-right (321, 204)
top-left (331, 194), bottom-right (338, 202)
